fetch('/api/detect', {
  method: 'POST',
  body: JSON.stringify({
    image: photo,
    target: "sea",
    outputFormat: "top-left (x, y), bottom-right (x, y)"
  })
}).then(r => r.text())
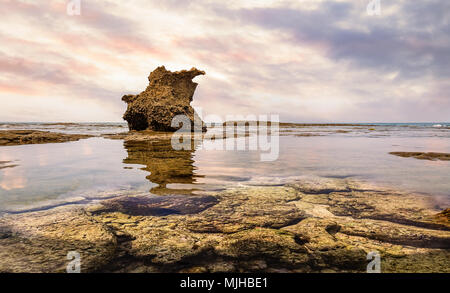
top-left (0, 122), bottom-right (449, 214)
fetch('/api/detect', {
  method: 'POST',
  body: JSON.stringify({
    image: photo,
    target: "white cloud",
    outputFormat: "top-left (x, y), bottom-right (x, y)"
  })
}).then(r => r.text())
top-left (0, 0), bottom-right (448, 122)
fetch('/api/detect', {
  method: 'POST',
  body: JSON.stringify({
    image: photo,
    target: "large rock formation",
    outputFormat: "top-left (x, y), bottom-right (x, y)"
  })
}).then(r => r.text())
top-left (122, 66), bottom-right (206, 132)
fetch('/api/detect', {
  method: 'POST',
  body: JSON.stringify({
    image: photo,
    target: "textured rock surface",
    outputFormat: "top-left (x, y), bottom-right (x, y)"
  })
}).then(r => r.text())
top-left (0, 130), bottom-right (92, 146)
top-left (85, 181), bottom-right (450, 273)
top-left (389, 152), bottom-right (450, 161)
top-left (435, 208), bottom-right (450, 226)
top-left (0, 207), bottom-right (116, 273)
top-left (0, 177), bottom-right (448, 273)
top-left (122, 66), bottom-right (206, 132)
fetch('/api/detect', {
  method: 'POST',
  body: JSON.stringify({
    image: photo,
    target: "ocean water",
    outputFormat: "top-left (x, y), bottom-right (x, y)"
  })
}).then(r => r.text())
top-left (0, 122), bottom-right (449, 214)
top-left (0, 122), bottom-right (127, 135)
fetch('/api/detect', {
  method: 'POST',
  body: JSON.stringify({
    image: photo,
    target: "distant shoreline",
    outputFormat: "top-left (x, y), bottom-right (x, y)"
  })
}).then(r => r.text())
top-left (1, 122), bottom-right (449, 125)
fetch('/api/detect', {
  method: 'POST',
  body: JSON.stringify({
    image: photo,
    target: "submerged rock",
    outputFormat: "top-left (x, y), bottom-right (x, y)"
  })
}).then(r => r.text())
top-left (91, 194), bottom-right (218, 216)
top-left (122, 66), bottom-right (206, 132)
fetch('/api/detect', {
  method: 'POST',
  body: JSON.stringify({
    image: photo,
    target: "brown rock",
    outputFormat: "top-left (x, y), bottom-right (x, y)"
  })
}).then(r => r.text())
top-left (0, 207), bottom-right (116, 273)
top-left (435, 208), bottom-right (450, 225)
top-left (0, 130), bottom-right (92, 146)
top-left (389, 152), bottom-right (450, 161)
top-left (122, 66), bottom-right (206, 132)
top-left (2, 177), bottom-right (449, 273)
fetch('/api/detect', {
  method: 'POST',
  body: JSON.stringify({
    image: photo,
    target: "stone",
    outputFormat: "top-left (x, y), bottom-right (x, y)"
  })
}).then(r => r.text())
top-left (389, 152), bottom-right (450, 161)
top-left (184, 186), bottom-right (306, 233)
top-left (0, 130), bottom-right (92, 146)
top-left (122, 66), bottom-right (206, 132)
top-left (286, 176), bottom-right (351, 194)
top-left (0, 207), bottom-right (116, 273)
top-left (435, 208), bottom-right (450, 226)
top-left (91, 194), bottom-right (218, 216)
top-left (1, 176), bottom-right (449, 273)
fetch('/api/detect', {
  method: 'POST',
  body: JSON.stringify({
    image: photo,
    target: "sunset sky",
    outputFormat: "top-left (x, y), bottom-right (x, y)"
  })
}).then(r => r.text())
top-left (0, 0), bottom-right (449, 123)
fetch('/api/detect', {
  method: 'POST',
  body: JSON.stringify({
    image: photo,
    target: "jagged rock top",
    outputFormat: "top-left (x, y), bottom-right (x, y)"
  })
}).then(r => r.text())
top-left (148, 66), bottom-right (205, 83)
top-left (122, 66), bottom-right (206, 132)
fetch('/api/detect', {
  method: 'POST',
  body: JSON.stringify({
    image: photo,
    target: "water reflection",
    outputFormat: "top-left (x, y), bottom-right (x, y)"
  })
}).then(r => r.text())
top-left (0, 127), bottom-right (448, 213)
top-left (0, 138), bottom-right (151, 212)
top-left (0, 167), bottom-right (26, 190)
top-left (123, 138), bottom-right (203, 195)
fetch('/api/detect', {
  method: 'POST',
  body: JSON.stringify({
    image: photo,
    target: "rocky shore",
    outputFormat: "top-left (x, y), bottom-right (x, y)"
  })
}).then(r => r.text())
top-left (0, 130), bottom-right (92, 146)
top-left (0, 177), bottom-right (448, 273)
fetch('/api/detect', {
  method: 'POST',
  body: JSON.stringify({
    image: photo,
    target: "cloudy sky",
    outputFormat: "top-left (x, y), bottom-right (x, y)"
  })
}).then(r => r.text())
top-left (0, 0), bottom-right (449, 122)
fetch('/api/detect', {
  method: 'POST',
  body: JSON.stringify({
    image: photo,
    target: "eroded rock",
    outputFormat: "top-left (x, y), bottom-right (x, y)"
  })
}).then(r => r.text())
top-left (0, 207), bottom-right (116, 273)
top-left (122, 66), bottom-right (206, 132)
top-left (1, 177), bottom-right (449, 273)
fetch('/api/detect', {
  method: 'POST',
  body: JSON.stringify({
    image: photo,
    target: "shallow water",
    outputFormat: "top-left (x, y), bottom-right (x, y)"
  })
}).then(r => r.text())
top-left (0, 123), bottom-right (449, 213)
top-left (0, 122), bottom-right (127, 135)
top-left (0, 138), bottom-right (151, 213)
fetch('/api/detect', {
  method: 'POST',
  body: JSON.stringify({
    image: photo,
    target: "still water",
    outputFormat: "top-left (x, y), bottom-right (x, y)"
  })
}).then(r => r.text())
top-left (0, 123), bottom-right (449, 213)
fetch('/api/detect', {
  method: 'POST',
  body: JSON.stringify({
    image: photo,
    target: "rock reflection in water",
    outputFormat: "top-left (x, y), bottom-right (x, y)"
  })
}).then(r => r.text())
top-left (123, 138), bottom-right (203, 195)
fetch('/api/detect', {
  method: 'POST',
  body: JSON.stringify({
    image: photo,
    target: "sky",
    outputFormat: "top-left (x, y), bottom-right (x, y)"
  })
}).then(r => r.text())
top-left (0, 0), bottom-right (449, 123)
